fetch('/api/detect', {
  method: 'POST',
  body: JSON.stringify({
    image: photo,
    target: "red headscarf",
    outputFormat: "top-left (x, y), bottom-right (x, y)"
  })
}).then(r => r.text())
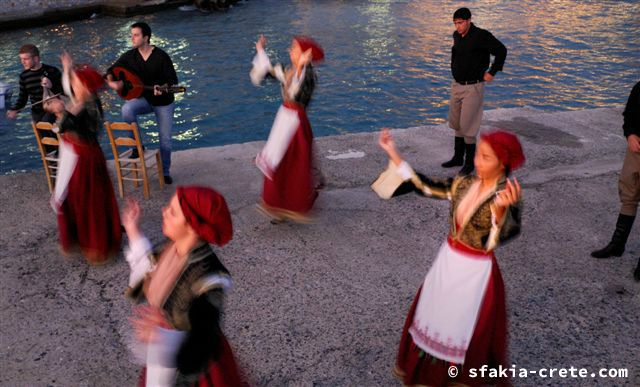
top-left (480, 130), bottom-right (526, 172)
top-left (176, 186), bottom-right (233, 246)
top-left (293, 36), bottom-right (325, 63)
top-left (74, 64), bottom-right (104, 93)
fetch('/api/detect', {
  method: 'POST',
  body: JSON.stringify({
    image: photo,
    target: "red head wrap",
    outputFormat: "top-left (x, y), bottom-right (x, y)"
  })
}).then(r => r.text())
top-left (74, 64), bottom-right (104, 93)
top-left (176, 186), bottom-right (233, 246)
top-left (293, 36), bottom-right (324, 63)
top-left (480, 130), bottom-right (526, 172)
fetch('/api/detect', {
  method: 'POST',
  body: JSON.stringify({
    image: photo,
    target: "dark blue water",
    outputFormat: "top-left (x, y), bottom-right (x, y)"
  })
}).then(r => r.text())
top-left (1, 0), bottom-right (639, 174)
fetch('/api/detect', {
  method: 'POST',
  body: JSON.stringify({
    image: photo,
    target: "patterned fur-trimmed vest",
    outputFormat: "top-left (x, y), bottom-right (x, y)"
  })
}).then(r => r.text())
top-left (394, 174), bottom-right (522, 251)
top-left (129, 242), bottom-right (232, 331)
top-left (161, 242), bottom-right (231, 331)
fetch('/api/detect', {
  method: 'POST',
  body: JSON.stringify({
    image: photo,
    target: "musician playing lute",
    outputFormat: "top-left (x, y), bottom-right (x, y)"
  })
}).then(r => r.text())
top-left (106, 21), bottom-right (178, 184)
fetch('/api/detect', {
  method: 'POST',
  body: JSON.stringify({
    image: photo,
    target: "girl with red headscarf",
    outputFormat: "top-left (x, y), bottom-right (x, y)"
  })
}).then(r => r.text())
top-left (375, 128), bottom-right (524, 386)
top-left (44, 51), bottom-right (121, 264)
top-left (122, 186), bottom-right (244, 386)
top-left (250, 34), bottom-right (324, 223)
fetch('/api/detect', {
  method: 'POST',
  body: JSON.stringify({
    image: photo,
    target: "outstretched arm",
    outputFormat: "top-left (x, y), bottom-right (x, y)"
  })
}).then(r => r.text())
top-left (375, 129), bottom-right (454, 200)
top-left (378, 128), bottom-right (404, 166)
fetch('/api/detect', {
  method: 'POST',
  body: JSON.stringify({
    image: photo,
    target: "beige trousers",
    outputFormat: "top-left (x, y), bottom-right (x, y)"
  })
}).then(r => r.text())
top-left (448, 81), bottom-right (485, 141)
top-left (619, 148), bottom-right (640, 216)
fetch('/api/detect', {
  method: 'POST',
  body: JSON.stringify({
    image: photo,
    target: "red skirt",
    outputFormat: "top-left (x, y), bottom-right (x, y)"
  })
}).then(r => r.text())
top-left (138, 335), bottom-right (246, 387)
top-left (58, 134), bottom-right (121, 264)
top-left (394, 255), bottom-right (508, 386)
top-left (261, 102), bottom-right (317, 218)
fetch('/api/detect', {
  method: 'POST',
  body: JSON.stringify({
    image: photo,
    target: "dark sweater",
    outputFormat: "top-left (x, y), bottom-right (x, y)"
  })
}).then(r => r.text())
top-left (622, 81), bottom-right (640, 138)
top-left (451, 23), bottom-right (507, 83)
top-left (10, 63), bottom-right (63, 116)
top-left (108, 47), bottom-right (178, 106)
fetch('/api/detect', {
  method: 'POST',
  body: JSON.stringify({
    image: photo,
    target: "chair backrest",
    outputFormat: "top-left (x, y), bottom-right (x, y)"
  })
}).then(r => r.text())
top-left (32, 121), bottom-right (61, 192)
top-left (32, 121), bottom-right (60, 149)
top-left (104, 121), bottom-right (144, 159)
top-left (104, 121), bottom-right (164, 199)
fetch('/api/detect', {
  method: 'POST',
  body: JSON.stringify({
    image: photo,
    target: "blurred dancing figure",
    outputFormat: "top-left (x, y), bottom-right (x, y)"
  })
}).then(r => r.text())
top-left (122, 186), bottom-right (244, 386)
top-left (45, 52), bottom-right (121, 264)
top-left (376, 128), bottom-right (524, 386)
top-left (251, 35), bottom-right (324, 223)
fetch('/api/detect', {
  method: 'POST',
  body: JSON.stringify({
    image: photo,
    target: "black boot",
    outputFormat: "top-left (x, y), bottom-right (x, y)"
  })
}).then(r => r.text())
top-left (458, 143), bottom-right (476, 176)
top-left (634, 258), bottom-right (640, 282)
top-left (441, 137), bottom-right (465, 168)
top-left (591, 214), bottom-right (635, 258)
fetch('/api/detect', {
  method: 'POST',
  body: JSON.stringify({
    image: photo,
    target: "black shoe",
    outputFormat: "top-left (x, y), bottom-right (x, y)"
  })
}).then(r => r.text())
top-left (591, 241), bottom-right (625, 258)
top-left (591, 214), bottom-right (635, 258)
top-left (634, 258), bottom-right (640, 281)
top-left (164, 175), bottom-right (173, 184)
top-left (441, 137), bottom-right (465, 168)
top-left (457, 143), bottom-right (476, 176)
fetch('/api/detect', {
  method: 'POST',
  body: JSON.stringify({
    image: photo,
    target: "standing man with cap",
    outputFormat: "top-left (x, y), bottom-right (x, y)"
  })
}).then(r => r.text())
top-left (441, 7), bottom-right (507, 175)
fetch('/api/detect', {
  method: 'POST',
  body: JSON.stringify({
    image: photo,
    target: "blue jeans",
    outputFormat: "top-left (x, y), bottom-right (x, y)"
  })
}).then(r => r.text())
top-left (122, 97), bottom-right (174, 176)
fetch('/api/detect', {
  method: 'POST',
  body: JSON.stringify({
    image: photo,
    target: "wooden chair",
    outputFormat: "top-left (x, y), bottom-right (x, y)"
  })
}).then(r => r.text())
top-left (105, 121), bottom-right (164, 199)
top-left (32, 121), bottom-right (61, 192)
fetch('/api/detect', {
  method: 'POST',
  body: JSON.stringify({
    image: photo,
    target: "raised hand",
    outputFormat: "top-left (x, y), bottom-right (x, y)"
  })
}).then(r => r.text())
top-left (378, 128), bottom-right (403, 166)
top-left (256, 34), bottom-right (267, 51)
top-left (300, 48), bottom-right (313, 66)
top-left (494, 178), bottom-right (521, 209)
top-left (378, 128), bottom-right (397, 153)
top-left (122, 198), bottom-right (142, 241)
top-left (41, 77), bottom-right (52, 89)
top-left (60, 50), bottom-right (73, 72)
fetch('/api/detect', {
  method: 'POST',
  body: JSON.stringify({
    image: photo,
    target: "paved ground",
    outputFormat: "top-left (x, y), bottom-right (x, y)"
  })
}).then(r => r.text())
top-left (1, 107), bottom-right (638, 386)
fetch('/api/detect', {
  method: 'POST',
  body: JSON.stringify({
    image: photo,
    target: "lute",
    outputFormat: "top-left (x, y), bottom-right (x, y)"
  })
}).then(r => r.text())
top-left (111, 66), bottom-right (186, 100)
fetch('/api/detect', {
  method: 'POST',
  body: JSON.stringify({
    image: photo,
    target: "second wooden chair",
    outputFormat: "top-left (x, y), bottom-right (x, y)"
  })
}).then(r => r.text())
top-left (105, 121), bottom-right (164, 199)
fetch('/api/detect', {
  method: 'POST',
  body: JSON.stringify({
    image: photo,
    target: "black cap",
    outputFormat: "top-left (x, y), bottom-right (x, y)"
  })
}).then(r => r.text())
top-left (453, 7), bottom-right (472, 20)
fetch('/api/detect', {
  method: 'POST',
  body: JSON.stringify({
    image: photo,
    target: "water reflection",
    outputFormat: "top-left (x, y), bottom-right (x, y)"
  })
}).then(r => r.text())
top-left (0, 0), bottom-right (638, 174)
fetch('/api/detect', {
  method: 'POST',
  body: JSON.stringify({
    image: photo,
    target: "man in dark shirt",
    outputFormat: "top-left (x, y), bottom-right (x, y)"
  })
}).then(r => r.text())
top-left (441, 7), bottom-right (507, 175)
top-left (592, 81), bottom-right (640, 281)
top-left (6, 44), bottom-right (63, 123)
top-left (106, 22), bottom-right (178, 184)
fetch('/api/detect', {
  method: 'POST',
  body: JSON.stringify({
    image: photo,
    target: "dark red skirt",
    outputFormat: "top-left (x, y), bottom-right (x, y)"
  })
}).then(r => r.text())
top-left (138, 335), bottom-right (246, 387)
top-left (394, 256), bottom-right (508, 386)
top-left (261, 102), bottom-right (317, 217)
top-left (58, 134), bottom-right (121, 264)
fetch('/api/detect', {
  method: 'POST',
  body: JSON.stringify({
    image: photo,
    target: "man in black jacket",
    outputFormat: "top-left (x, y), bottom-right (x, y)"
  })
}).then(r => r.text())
top-left (106, 22), bottom-right (178, 184)
top-left (592, 81), bottom-right (640, 281)
top-left (441, 7), bottom-right (507, 175)
top-left (6, 44), bottom-right (62, 123)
